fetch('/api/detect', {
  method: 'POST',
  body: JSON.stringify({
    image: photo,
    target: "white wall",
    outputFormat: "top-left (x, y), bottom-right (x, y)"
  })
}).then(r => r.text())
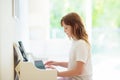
top-left (0, 0), bottom-right (15, 80)
top-left (0, 0), bottom-right (29, 80)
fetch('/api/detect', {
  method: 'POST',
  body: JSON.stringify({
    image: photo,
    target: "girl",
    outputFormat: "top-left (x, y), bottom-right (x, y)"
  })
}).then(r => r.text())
top-left (45, 12), bottom-right (92, 80)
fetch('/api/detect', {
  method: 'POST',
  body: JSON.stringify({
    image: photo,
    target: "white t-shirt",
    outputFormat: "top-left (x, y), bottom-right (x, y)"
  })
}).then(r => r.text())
top-left (68, 39), bottom-right (92, 80)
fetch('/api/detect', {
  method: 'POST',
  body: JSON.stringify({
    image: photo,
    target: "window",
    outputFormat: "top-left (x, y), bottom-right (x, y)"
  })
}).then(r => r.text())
top-left (92, 0), bottom-right (120, 80)
top-left (49, 0), bottom-right (87, 39)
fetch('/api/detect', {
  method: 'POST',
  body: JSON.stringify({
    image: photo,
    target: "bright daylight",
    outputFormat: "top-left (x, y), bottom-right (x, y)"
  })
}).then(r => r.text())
top-left (0, 0), bottom-right (120, 80)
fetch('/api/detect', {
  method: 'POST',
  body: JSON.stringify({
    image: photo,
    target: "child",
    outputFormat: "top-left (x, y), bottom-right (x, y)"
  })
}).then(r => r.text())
top-left (45, 12), bottom-right (92, 80)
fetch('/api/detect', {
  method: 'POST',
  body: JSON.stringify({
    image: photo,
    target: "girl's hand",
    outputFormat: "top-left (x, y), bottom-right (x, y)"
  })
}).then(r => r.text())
top-left (45, 61), bottom-right (58, 66)
top-left (45, 65), bottom-right (55, 69)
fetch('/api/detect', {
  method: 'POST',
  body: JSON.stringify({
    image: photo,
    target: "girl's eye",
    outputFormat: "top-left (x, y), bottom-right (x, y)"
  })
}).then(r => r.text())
top-left (65, 28), bottom-right (67, 29)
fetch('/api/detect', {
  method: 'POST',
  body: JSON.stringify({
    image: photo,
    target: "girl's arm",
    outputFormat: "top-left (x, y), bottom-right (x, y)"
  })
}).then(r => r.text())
top-left (57, 62), bottom-right (68, 68)
top-left (58, 61), bottom-right (84, 77)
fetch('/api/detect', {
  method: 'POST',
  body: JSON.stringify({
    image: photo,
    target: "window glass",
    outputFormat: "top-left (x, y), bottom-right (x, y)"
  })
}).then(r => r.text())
top-left (49, 0), bottom-right (86, 39)
top-left (92, 0), bottom-right (120, 80)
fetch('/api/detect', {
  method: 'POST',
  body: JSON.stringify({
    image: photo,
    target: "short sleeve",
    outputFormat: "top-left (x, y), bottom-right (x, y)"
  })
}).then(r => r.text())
top-left (75, 40), bottom-right (88, 63)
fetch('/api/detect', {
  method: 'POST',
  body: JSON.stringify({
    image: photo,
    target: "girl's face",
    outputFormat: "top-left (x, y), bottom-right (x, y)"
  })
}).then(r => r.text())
top-left (62, 21), bottom-right (73, 38)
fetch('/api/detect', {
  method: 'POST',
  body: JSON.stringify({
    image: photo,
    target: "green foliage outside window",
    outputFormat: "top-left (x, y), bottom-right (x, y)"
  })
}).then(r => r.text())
top-left (50, 0), bottom-right (120, 28)
top-left (92, 0), bottom-right (120, 28)
top-left (50, 0), bottom-right (85, 29)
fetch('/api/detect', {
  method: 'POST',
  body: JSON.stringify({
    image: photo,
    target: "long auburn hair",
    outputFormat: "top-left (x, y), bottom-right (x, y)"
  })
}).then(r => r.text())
top-left (61, 12), bottom-right (90, 45)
